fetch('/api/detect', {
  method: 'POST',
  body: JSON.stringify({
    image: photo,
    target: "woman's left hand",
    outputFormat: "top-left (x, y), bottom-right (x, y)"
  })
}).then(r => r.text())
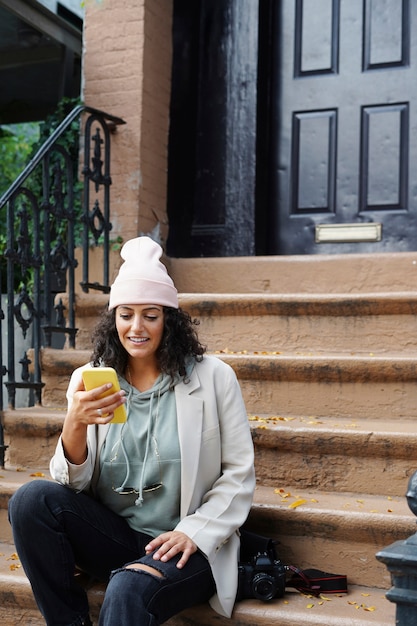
top-left (145, 531), bottom-right (197, 569)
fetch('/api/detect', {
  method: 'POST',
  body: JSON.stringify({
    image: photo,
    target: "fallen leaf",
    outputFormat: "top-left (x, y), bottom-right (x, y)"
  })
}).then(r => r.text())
top-left (288, 498), bottom-right (307, 509)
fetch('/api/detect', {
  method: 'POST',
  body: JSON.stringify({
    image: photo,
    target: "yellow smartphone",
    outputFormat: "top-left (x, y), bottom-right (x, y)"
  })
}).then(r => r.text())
top-left (82, 367), bottom-right (127, 423)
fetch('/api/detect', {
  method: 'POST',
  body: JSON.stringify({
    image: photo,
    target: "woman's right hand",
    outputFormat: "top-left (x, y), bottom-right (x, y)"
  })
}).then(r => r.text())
top-left (66, 377), bottom-right (126, 427)
top-left (61, 377), bottom-right (126, 464)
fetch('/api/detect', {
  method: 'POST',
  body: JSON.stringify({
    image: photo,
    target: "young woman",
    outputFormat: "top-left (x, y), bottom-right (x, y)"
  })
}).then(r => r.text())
top-left (9, 236), bottom-right (256, 626)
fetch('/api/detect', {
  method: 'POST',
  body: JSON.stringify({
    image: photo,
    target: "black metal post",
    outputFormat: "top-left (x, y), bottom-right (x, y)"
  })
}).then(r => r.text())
top-left (376, 471), bottom-right (417, 625)
top-left (0, 278), bottom-right (6, 468)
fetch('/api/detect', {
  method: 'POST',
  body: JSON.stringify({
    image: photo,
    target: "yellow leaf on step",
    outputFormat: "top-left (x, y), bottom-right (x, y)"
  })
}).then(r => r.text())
top-left (306, 603), bottom-right (314, 609)
top-left (288, 498), bottom-right (307, 509)
top-left (30, 472), bottom-right (45, 477)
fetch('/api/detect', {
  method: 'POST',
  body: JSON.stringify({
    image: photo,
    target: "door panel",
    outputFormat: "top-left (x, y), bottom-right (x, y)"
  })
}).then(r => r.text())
top-left (269, 0), bottom-right (417, 254)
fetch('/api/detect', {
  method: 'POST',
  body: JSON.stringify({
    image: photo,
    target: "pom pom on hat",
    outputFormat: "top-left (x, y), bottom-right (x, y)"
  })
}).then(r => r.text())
top-left (108, 237), bottom-right (178, 310)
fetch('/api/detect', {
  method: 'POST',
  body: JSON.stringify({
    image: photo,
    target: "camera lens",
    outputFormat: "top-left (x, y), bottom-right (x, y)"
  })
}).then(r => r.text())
top-left (252, 573), bottom-right (278, 601)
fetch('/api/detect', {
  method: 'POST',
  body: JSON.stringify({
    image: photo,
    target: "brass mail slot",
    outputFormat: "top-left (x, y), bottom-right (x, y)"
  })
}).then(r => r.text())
top-left (315, 223), bottom-right (382, 243)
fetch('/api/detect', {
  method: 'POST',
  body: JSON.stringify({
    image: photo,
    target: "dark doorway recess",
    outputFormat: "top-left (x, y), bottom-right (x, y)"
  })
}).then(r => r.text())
top-left (168, 0), bottom-right (417, 257)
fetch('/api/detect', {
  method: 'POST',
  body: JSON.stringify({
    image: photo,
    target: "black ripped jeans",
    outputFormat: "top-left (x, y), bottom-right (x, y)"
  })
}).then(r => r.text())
top-left (8, 480), bottom-right (215, 625)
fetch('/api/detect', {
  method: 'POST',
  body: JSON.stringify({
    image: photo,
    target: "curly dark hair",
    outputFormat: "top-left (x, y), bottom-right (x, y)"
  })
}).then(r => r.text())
top-left (90, 306), bottom-right (206, 382)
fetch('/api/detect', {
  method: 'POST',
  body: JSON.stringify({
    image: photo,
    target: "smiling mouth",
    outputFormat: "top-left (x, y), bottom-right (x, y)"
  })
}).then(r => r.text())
top-left (129, 337), bottom-right (148, 344)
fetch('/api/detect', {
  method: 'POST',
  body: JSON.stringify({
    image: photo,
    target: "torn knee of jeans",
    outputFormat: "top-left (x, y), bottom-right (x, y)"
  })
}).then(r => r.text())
top-left (124, 563), bottom-right (165, 578)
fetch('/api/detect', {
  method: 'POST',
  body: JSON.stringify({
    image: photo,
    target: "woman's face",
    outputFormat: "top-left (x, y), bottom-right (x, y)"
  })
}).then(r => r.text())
top-left (115, 304), bottom-right (164, 363)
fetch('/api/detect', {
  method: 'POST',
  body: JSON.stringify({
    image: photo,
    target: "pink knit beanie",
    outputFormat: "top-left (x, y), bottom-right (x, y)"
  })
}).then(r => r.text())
top-left (108, 237), bottom-right (178, 310)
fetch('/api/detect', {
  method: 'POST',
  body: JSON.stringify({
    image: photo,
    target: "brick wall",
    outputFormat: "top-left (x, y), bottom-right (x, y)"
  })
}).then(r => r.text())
top-left (83, 0), bottom-right (173, 248)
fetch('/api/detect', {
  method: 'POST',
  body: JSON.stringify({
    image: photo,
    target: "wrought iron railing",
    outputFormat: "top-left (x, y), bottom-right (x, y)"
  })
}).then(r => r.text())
top-left (0, 105), bottom-right (125, 465)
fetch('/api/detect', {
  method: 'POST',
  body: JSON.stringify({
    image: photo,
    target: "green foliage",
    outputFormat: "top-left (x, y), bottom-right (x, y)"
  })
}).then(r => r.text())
top-left (0, 122), bottom-right (40, 197)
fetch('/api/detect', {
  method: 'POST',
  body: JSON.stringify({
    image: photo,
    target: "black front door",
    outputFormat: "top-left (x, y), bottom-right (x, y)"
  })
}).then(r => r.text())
top-left (266, 0), bottom-right (417, 254)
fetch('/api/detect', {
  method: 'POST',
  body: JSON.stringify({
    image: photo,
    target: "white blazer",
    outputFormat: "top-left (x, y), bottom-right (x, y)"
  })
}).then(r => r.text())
top-left (50, 355), bottom-right (256, 617)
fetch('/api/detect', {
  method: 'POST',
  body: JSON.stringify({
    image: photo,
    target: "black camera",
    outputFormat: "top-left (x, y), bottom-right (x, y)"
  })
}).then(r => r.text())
top-left (237, 552), bottom-right (286, 601)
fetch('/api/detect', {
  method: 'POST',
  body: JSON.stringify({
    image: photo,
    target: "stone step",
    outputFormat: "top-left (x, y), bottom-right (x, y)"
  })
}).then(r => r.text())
top-left (0, 540), bottom-right (105, 625)
top-left (5, 408), bottom-right (417, 499)
top-left (38, 347), bottom-right (91, 406)
top-left (167, 588), bottom-right (396, 626)
top-left (2, 407), bottom-right (65, 468)
top-left (221, 353), bottom-right (417, 420)
top-left (0, 468), bottom-right (51, 543)
top-left (249, 486), bottom-right (415, 590)
top-left (180, 292), bottom-right (417, 354)
top-left (37, 348), bottom-right (417, 420)
top-left (168, 252), bottom-right (417, 295)
top-left (0, 540), bottom-right (396, 625)
top-left (61, 291), bottom-right (417, 353)
top-left (250, 414), bottom-right (417, 496)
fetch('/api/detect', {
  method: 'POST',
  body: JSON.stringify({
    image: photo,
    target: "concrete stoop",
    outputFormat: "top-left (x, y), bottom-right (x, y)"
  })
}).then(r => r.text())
top-left (2, 283), bottom-right (416, 625)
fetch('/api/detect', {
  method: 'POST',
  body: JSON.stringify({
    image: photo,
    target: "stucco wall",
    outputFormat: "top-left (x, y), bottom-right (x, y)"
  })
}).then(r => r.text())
top-left (82, 0), bottom-right (173, 247)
